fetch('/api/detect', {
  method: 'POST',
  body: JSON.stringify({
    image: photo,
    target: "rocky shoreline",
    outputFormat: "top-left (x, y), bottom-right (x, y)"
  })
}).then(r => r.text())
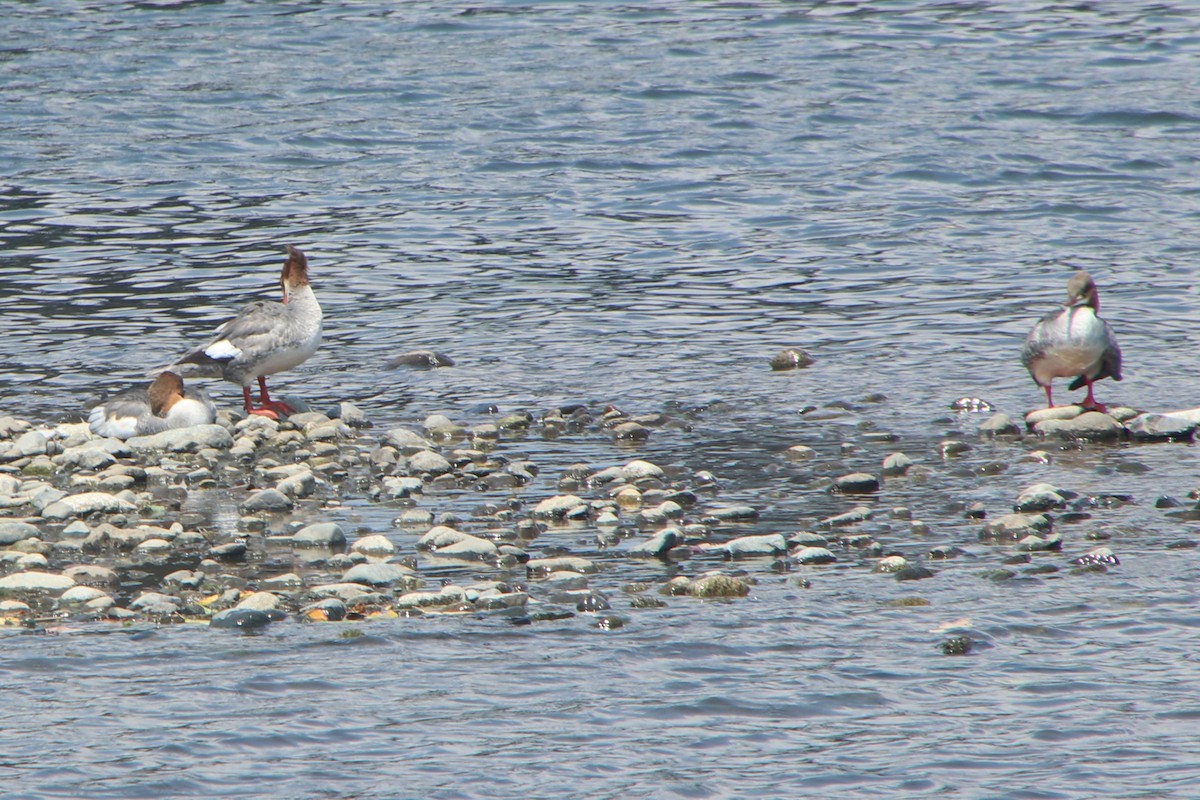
top-left (0, 395), bottom-right (1194, 636)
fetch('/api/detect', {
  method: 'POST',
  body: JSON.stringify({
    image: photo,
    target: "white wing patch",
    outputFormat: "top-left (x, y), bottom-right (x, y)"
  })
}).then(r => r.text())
top-left (204, 339), bottom-right (243, 361)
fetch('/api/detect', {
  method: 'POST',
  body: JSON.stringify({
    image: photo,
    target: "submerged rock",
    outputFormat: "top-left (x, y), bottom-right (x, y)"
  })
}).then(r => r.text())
top-left (769, 348), bottom-right (815, 371)
top-left (387, 350), bottom-right (456, 369)
top-left (1031, 411), bottom-right (1124, 442)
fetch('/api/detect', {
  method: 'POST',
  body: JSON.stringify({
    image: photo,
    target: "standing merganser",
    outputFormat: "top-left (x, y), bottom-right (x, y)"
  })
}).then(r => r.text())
top-left (1021, 271), bottom-right (1122, 412)
top-left (166, 245), bottom-right (323, 419)
top-left (89, 371), bottom-right (215, 439)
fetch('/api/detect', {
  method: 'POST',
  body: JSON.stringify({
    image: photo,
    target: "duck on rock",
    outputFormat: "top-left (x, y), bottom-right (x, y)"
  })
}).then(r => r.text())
top-left (89, 371), bottom-right (215, 439)
top-left (163, 245), bottom-right (323, 419)
top-left (1021, 270), bottom-right (1122, 412)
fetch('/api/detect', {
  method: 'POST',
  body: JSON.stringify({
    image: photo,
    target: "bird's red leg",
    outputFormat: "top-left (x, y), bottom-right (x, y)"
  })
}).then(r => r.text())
top-left (1043, 385), bottom-right (1054, 409)
top-left (1081, 380), bottom-right (1107, 413)
top-left (244, 385), bottom-right (279, 420)
top-left (257, 375), bottom-right (296, 416)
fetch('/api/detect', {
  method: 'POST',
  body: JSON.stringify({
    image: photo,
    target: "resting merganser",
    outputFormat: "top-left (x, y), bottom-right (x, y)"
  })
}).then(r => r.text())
top-left (167, 245), bottom-right (323, 419)
top-left (89, 371), bottom-right (215, 439)
top-left (1021, 271), bottom-right (1122, 412)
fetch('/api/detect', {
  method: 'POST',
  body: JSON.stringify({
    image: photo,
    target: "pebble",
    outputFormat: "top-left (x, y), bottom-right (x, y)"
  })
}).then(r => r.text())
top-left (881, 453), bottom-right (912, 476)
top-left (532, 494), bottom-right (586, 519)
top-left (627, 528), bottom-right (684, 558)
top-left (687, 572), bottom-right (752, 598)
top-left (1125, 413), bottom-right (1197, 442)
top-left (978, 413), bottom-right (1021, 437)
top-left (1013, 483), bottom-right (1071, 513)
top-left (716, 533), bottom-right (788, 558)
top-left (791, 546), bottom-right (837, 565)
top-left (351, 534), bottom-right (396, 556)
top-left (342, 562), bottom-right (421, 588)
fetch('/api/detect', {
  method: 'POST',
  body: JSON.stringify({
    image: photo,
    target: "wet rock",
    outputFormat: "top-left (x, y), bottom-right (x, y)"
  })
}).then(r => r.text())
top-left (532, 494), bottom-right (586, 519)
top-left (236, 592), bottom-right (282, 611)
top-left (627, 528), bottom-right (684, 558)
top-left (1126, 413), bottom-right (1197, 443)
top-left (785, 445), bottom-right (817, 461)
top-left (335, 401), bottom-right (371, 428)
top-left (404, 450), bottom-right (453, 476)
top-left (384, 428), bottom-right (437, 454)
top-left (395, 586), bottom-right (467, 609)
top-left (41, 492), bottom-right (137, 520)
top-left (979, 413), bottom-right (1021, 437)
top-left (527, 556), bottom-right (597, 575)
top-left (211, 608), bottom-right (275, 630)
top-left (981, 513), bottom-right (1052, 542)
top-left (941, 636), bottom-right (973, 656)
top-left (59, 585), bottom-right (110, 605)
top-left (1032, 411), bottom-right (1124, 442)
top-left (292, 522), bottom-right (347, 549)
top-left (940, 440), bottom-right (972, 458)
top-left (303, 598), bottom-right (348, 621)
top-left (832, 472), bottom-right (880, 494)
top-left (0, 571), bottom-right (75, 595)
top-left (276, 469), bottom-right (317, 498)
top-left (342, 562), bottom-right (420, 588)
top-left (1014, 483), bottom-right (1070, 513)
top-left (818, 506), bottom-right (872, 528)
top-left (688, 573), bottom-right (752, 598)
top-left (706, 505), bottom-right (759, 522)
top-left (716, 534), bottom-right (788, 558)
top-left (881, 453), bottom-right (912, 476)
top-left (611, 421), bottom-right (649, 441)
top-left (0, 522), bottom-right (38, 546)
top-left (9, 430), bottom-right (48, 458)
top-left (351, 534), bottom-right (396, 556)
top-left (240, 488), bottom-right (294, 513)
top-left (895, 564), bottom-right (935, 581)
top-left (1073, 547), bottom-right (1119, 567)
top-left (1017, 533), bottom-right (1063, 551)
top-left (623, 459), bottom-right (666, 482)
top-left (540, 571), bottom-right (590, 591)
top-left (874, 555), bottom-right (908, 573)
top-left (951, 397), bottom-right (994, 413)
top-left (791, 546), bottom-right (837, 565)
top-left (387, 350), bottom-right (455, 369)
top-left (416, 526), bottom-right (498, 560)
top-left (769, 348), bottom-right (815, 371)
top-left (126, 424), bottom-right (233, 453)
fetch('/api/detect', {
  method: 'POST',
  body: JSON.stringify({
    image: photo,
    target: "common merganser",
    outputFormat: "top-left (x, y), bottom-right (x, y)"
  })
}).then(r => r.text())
top-left (166, 245), bottom-right (323, 419)
top-left (1021, 271), bottom-right (1122, 412)
top-left (89, 371), bottom-right (215, 439)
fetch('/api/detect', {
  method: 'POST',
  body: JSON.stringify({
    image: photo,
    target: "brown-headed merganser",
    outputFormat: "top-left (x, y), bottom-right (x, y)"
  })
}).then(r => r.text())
top-left (89, 371), bottom-right (215, 439)
top-left (166, 245), bottom-right (323, 419)
top-left (1021, 271), bottom-right (1122, 412)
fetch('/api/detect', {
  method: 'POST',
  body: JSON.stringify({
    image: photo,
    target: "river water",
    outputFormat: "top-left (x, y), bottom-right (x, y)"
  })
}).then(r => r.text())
top-left (4, 2), bottom-right (1200, 798)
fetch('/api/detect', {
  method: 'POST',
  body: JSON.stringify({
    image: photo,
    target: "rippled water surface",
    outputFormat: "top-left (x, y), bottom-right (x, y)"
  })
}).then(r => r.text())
top-left (4, 2), bottom-right (1200, 798)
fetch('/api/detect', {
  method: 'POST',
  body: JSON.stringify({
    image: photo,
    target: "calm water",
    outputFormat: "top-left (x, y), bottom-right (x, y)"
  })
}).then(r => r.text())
top-left (4, 2), bottom-right (1200, 798)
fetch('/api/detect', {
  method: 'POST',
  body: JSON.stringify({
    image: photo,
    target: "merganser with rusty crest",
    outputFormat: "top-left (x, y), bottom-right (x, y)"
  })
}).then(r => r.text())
top-left (1021, 270), bottom-right (1122, 412)
top-left (166, 245), bottom-right (323, 419)
top-left (89, 371), bottom-right (215, 439)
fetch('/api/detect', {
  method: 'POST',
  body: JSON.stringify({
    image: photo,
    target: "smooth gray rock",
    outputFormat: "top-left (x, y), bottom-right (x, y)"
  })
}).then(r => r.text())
top-left (0, 571), bottom-right (76, 594)
top-left (982, 512), bottom-right (1052, 541)
top-left (388, 350), bottom-right (455, 369)
top-left (532, 495), bottom-right (586, 519)
top-left (791, 546), bottom-right (837, 565)
top-left (769, 347), bottom-right (815, 371)
top-left (41, 492), bottom-right (137, 520)
top-left (383, 428), bottom-right (437, 453)
top-left (881, 453), bottom-right (913, 476)
top-left (707, 505), bottom-right (760, 522)
top-left (832, 472), bottom-right (881, 494)
top-left (240, 488), bottom-right (294, 513)
top-left (979, 413), bottom-right (1022, 437)
top-left (720, 533), bottom-right (788, 558)
top-left (235, 591), bottom-right (281, 611)
top-left (1126, 413), bottom-right (1197, 442)
top-left (1032, 411), bottom-right (1124, 442)
top-left (126, 424), bottom-right (233, 452)
top-left (0, 522), bottom-right (39, 546)
top-left (627, 528), bottom-right (684, 558)
top-left (351, 534), bottom-right (396, 556)
top-left (1014, 483), bottom-right (1070, 513)
top-left (336, 401), bottom-right (371, 428)
top-left (342, 562), bottom-right (419, 587)
top-left (292, 522), bottom-right (347, 548)
top-left (211, 608), bottom-right (275, 630)
top-left (9, 431), bottom-right (48, 458)
top-left (276, 469), bottom-right (317, 498)
top-left (818, 506), bottom-right (872, 528)
top-left (405, 450), bottom-right (453, 476)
